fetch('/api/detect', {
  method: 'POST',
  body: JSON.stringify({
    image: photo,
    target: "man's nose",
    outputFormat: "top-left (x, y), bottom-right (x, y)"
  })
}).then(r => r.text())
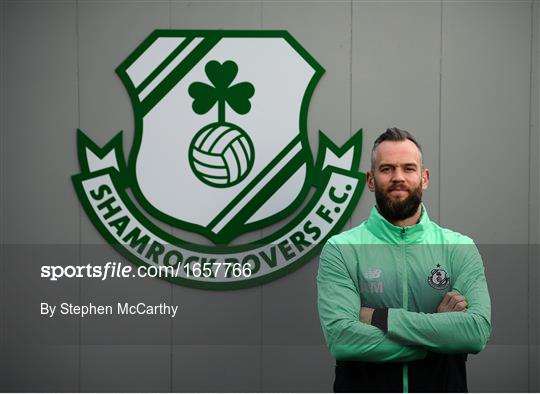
top-left (391, 168), bottom-right (406, 181)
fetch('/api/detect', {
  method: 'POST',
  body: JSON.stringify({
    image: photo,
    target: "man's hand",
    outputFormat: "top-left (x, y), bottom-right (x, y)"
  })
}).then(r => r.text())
top-left (437, 291), bottom-right (468, 313)
top-left (360, 307), bottom-right (374, 324)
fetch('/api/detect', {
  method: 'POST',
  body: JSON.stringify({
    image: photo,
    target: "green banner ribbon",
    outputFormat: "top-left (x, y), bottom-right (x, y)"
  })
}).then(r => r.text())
top-left (72, 129), bottom-right (365, 290)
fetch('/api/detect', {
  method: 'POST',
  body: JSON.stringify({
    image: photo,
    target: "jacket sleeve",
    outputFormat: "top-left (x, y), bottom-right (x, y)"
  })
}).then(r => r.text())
top-left (386, 242), bottom-right (492, 354)
top-left (317, 240), bottom-right (428, 362)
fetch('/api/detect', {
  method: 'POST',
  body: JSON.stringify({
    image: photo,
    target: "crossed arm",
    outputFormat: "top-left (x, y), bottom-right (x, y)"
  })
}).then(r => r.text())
top-left (361, 291), bottom-right (468, 325)
top-left (317, 241), bottom-right (492, 362)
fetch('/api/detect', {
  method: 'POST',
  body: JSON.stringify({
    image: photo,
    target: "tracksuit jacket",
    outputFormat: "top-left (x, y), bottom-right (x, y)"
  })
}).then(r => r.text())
top-left (317, 205), bottom-right (491, 392)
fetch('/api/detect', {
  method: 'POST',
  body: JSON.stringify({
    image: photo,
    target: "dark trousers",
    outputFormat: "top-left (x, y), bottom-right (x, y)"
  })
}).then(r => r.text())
top-left (334, 352), bottom-right (468, 393)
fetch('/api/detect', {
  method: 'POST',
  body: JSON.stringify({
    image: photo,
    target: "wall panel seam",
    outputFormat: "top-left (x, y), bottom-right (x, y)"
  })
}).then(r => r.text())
top-left (0, 0), bottom-right (5, 386)
top-left (438, 0), bottom-right (443, 225)
top-left (75, 0), bottom-right (82, 391)
top-left (349, 0), bottom-right (353, 231)
top-left (528, 0), bottom-right (536, 391)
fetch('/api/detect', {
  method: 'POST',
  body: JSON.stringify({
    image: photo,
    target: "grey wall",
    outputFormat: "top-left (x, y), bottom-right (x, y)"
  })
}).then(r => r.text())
top-left (1, 0), bottom-right (539, 392)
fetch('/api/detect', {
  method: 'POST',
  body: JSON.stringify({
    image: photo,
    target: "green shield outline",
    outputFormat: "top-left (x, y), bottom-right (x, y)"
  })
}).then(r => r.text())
top-left (116, 30), bottom-right (324, 244)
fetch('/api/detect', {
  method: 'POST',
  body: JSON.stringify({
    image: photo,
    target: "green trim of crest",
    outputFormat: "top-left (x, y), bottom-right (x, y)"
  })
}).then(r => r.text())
top-left (313, 129), bottom-right (363, 186)
top-left (76, 129), bottom-right (127, 182)
top-left (115, 30), bottom-right (324, 244)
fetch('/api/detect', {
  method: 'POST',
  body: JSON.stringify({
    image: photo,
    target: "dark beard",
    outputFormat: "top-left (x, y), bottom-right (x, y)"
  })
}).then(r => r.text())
top-left (375, 183), bottom-right (422, 222)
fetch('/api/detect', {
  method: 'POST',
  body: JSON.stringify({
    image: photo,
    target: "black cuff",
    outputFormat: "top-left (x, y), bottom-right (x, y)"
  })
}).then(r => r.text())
top-left (371, 308), bottom-right (389, 333)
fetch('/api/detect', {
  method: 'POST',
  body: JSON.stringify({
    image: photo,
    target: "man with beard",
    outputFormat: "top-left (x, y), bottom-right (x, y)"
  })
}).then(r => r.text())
top-left (317, 128), bottom-right (491, 392)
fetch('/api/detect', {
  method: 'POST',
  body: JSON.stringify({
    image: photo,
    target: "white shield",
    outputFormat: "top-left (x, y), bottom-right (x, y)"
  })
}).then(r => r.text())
top-left (119, 32), bottom-right (320, 239)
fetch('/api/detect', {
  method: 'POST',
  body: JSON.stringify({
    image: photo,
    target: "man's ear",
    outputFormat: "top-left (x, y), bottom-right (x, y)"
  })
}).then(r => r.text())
top-left (421, 168), bottom-right (430, 191)
top-left (367, 170), bottom-right (375, 192)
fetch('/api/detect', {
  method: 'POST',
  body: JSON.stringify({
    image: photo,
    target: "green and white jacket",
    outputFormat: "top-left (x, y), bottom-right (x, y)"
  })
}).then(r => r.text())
top-left (317, 204), bottom-right (491, 391)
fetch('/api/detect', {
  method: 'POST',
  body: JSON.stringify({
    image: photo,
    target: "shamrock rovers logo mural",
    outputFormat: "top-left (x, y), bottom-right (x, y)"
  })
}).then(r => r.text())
top-left (72, 30), bottom-right (365, 289)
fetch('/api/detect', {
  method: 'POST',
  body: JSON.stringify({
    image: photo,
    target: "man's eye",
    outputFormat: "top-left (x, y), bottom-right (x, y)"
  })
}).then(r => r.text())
top-left (405, 167), bottom-right (415, 172)
top-left (380, 168), bottom-right (390, 173)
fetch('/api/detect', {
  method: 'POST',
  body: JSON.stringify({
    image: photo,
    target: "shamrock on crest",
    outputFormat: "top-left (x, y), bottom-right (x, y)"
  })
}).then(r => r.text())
top-left (188, 60), bottom-right (255, 124)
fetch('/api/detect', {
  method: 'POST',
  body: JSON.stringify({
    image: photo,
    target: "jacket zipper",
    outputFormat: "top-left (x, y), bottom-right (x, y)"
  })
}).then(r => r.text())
top-left (401, 227), bottom-right (409, 393)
